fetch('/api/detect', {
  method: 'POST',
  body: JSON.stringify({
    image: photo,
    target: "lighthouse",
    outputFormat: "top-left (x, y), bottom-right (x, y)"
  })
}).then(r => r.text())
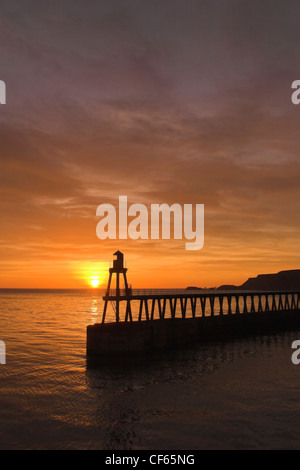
top-left (102, 251), bottom-right (132, 323)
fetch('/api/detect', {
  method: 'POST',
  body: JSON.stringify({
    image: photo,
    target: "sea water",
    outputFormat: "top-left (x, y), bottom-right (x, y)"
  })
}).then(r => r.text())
top-left (0, 289), bottom-right (299, 450)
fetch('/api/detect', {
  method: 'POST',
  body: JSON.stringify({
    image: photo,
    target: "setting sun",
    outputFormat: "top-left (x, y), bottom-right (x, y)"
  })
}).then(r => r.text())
top-left (90, 278), bottom-right (100, 288)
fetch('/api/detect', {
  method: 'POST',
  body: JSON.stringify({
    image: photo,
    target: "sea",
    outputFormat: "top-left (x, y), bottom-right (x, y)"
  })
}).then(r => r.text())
top-left (0, 288), bottom-right (300, 450)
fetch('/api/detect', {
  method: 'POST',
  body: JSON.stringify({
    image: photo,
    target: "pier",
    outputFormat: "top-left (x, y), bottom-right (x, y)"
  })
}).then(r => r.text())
top-left (87, 252), bottom-right (300, 358)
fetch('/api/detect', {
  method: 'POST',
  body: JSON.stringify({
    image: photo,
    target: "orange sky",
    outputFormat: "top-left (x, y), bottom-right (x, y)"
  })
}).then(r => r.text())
top-left (1, 1), bottom-right (300, 289)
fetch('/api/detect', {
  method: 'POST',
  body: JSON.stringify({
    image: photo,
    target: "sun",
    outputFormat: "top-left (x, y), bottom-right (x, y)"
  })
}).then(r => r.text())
top-left (90, 278), bottom-right (100, 288)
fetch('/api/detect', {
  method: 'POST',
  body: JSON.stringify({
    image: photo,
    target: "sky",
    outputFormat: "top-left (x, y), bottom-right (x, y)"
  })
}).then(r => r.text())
top-left (0, 0), bottom-right (300, 288)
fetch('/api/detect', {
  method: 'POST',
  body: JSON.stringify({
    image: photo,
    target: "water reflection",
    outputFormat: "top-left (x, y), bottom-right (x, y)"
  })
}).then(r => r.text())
top-left (85, 331), bottom-right (300, 450)
top-left (1, 290), bottom-right (298, 449)
top-left (90, 298), bottom-right (100, 324)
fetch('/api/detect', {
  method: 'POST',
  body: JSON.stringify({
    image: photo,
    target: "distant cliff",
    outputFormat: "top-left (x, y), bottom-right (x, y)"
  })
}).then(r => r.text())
top-left (218, 270), bottom-right (300, 291)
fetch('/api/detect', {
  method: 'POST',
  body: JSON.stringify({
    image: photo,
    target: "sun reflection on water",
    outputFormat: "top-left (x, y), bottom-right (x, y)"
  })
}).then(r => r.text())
top-left (90, 298), bottom-right (99, 324)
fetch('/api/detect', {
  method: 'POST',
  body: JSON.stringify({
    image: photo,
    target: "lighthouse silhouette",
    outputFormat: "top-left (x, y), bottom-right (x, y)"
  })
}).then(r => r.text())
top-left (102, 251), bottom-right (132, 322)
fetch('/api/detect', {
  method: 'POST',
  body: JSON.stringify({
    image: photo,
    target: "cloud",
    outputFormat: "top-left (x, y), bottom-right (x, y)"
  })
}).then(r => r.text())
top-left (0, 0), bottom-right (300, 286)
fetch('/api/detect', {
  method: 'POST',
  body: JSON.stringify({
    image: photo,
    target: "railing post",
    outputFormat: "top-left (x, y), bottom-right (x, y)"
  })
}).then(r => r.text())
top-left (227, 295), bottom-right (232, 315)
top-left (180, 297), bottom-right (187, 319)
top-left (157, 298), bottom-right (163, 319)
top-left (169, 297), bottom-right (177, 319)
top-left (251, 295), bottom-right (256, 313)
top-left (284, 294), bottom-right (290, 310)
top-left (235, 295), bottom-right (240, 314)
top-left (258, 294), bottom-right (263, 313)
top-left (279, 294), bottom-right (284, 310)
top-left (219, 295), bottom-right (224, 316)
top-left (190, 297), bottom-right (196, 318)
top-left (272, 294), bottom-right (277, 311)
top-left (151, 298), bottom-right (156, 320)
top-left (209, 296), bottom-right (215, 316)
top-left (125, 300), bottom-right (132, 322)
top-left (138, 299), bottom-right (143, 321)
top-left (200, 296), bottom-right (206, 317)
top-left (162, 298), bottom-right (167, 319)
top-left (265, 294), bottom-right (270, 311)
top-left (145, 299), bottom-right (149, 321)
top-left (243, 295), bottom-right (248, 314)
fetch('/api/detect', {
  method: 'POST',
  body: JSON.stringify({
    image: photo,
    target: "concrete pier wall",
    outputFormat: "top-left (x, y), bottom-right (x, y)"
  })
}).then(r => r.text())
top-left (87, 309), bottom-right (300, 359)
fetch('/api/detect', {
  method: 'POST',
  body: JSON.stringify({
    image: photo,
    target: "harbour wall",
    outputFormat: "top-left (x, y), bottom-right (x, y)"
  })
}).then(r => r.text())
top-left (87, 309), bottom-right (300, 359)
